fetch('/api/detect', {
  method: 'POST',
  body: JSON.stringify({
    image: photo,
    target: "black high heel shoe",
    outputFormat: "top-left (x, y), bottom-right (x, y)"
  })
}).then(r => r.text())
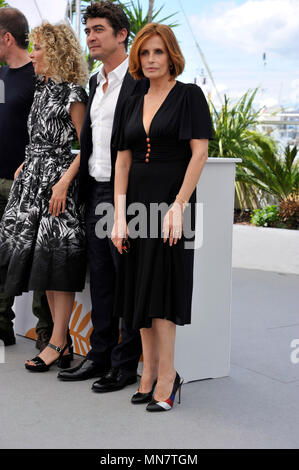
top-left (146, 372), bottom-right (183, 412)
top-left (25, 343), bottom-right (72, 372)
top-left (131, 379), bottom-right (157, 404)
top-left (67, 329), bottom-right (73, 358)
top-left (60, 345), bottom-right (73, 368)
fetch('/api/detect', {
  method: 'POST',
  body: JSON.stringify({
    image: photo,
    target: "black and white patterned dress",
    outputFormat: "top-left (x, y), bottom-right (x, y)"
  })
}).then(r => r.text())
top-left (0, 77), bottom-right (88, 296)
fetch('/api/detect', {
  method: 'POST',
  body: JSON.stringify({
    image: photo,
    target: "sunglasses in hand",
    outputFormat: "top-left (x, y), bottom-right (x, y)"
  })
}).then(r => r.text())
top-left (121, 239), bottom-right (130, 253)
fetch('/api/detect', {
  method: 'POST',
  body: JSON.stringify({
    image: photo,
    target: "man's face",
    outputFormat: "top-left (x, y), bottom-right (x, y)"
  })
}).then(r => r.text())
top-left (0, 31), bottom-right (9, 62)
top-left (85, 17), bottom-right (122, 62)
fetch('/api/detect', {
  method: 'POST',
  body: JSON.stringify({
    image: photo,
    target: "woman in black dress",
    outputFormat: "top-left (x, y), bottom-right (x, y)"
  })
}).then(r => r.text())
top-left (0, 23), bottom-right (88, 371)
top-left (112, 24), bottom-right (214, 411)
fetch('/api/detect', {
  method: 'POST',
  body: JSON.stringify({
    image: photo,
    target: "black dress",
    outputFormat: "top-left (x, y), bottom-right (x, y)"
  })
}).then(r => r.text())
top-left (0, 77), bottom-right (88, 296)
top-left (113, 81), bottom-right (214, 329)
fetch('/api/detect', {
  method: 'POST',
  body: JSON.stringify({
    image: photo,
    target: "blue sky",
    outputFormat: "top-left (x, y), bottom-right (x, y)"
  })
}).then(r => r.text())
top-left (135, 0), bottom-right (299, 110)
top-left (7, 0), bottom-right (298, 109)
top-left (70, 0), bottom-right (297, 109)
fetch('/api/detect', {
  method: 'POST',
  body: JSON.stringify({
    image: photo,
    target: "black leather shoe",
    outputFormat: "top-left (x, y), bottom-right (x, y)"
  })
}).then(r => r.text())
top-left (131, 380), bottom-right (157, 404)
top-left (0, 327), bottom-right (16, 346)
top-left (57, 358), bottom-right (107, 381)
top-left (92, 367), bottom-right (137, 393)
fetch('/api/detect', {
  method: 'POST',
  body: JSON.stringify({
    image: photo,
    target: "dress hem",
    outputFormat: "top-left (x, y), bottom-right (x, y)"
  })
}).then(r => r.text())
top-left (117, 313), bottom-right (191, 330)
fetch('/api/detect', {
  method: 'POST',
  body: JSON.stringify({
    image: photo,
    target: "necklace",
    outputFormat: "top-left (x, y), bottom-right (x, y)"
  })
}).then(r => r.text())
top-left (146, 81), bottom-right (177, 100)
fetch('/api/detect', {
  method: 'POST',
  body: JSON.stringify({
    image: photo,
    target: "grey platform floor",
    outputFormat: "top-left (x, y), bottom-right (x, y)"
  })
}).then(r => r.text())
top-left (0, 268), bottom-right (299, 449)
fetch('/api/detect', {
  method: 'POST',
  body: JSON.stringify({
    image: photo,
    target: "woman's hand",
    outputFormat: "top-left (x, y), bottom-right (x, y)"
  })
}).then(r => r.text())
top-left (49, 179), bottom-right (69, 217)
top-left (14, 162), bottom-right (24, 180)
top-left (163, 200), bottom-right (184, 246)
top-left (111, 218), bottom-right (129, 254)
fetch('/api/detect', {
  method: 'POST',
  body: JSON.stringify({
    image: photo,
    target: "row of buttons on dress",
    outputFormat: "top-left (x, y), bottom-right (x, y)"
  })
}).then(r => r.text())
top-left (145, 137), bottom-right (150, 163)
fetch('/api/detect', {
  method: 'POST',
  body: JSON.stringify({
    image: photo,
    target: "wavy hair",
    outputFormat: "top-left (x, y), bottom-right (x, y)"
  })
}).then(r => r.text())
top-left (30, 22), bottom-right (89, 86)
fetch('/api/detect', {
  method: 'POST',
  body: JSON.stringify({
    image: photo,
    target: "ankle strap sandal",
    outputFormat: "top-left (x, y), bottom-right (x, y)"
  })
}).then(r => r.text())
top-left (25, 342), bottom-right (71, 373)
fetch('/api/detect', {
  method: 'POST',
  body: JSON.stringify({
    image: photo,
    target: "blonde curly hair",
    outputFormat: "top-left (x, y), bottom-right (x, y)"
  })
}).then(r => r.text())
top-left (30, 22), bottom-right (89, 86)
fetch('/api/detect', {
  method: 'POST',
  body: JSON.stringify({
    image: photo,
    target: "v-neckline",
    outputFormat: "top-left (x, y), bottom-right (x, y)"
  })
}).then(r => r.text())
top-left (141, 81), bottom-right (178, 137)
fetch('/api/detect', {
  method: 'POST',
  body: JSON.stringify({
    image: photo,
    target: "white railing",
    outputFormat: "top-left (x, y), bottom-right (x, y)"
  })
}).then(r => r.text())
top-left (257, 113), bottom-right (299, 148)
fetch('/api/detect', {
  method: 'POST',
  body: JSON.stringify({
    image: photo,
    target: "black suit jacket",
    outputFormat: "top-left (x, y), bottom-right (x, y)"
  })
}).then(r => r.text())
top-left (78, 70), bottom-right (149, 203)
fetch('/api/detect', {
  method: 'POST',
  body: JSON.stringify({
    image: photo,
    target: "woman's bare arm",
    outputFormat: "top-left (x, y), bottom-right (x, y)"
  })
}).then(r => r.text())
top-left (163, 139), bottom-right (209, 246)
top-left (49, 101), bottom-right (86, 217)
top-left (176, 139), bottom-right (209, 204)
top-left (112, 149), bottom-right (132, 253)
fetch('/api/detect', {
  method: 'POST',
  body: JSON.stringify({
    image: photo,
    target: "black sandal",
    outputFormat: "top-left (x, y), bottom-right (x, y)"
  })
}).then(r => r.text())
top-left (25, 343), bottom-right (72, 372)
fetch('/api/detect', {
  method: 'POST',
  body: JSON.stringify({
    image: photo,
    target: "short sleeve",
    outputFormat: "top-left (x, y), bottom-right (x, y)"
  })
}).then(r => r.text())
top-left (179, 84), bottom-right (214, 141)
top-left (66, 83), bottom-right (88, 113)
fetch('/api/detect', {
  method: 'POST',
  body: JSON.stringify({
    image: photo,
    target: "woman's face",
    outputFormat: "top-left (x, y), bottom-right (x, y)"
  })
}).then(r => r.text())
top-left (139, 34), bottom-right (172, 80)
top-left (29, 41), bottom-right (47, 76)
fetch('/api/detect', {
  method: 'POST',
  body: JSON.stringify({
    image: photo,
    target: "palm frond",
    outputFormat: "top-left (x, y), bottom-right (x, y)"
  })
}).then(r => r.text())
top-left (208, 86), bottom-right (298, 208)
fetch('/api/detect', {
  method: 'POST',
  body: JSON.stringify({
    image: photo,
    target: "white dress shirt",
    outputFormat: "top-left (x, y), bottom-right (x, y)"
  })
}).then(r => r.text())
top-left (89, 57), bottom-right (129, 181)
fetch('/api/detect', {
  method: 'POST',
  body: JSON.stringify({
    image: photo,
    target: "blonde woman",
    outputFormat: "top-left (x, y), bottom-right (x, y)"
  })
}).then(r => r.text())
top-left (0, 22), bottom-right (89, 372)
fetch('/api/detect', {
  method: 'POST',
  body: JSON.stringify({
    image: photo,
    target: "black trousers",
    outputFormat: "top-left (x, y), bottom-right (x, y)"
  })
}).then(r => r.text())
top-left (85, 180), bottom-right (142, 372)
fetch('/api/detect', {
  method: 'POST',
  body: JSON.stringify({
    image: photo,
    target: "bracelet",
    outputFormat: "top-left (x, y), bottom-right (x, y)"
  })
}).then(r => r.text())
top-left (175, 194), bottom-right (188, 205)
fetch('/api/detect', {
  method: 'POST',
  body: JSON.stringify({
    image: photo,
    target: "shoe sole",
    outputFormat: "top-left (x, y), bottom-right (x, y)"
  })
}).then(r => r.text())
top-left (25, 365), bottom-right (50, 372)
top-left (146, 407), bottom-right (169, 412)
top-left (57, 371), bottom-right (107, 381)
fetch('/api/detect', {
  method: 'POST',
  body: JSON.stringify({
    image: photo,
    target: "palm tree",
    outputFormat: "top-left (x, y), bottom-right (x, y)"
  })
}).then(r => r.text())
top-left (208, 88), bottom-right (283, 209)
top-left (242, 143), bottom-right (299, 202)
top-left (123, 0), bottom-right (178, 44)
top-left (209, 88), bottom-right (299, 210)
top-left (148, 0), bottom-right (154, 23)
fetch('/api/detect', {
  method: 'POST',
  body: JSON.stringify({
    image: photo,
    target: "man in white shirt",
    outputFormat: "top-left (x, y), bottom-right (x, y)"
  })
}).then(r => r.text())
top-left (58, 1), bottom-right (148, 391)
top-left (88, 57), bottom-right (129, 182)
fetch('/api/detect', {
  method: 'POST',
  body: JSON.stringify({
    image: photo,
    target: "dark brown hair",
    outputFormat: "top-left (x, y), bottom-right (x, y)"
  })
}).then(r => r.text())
top-left (0, 7), bottom-right (29, 49)
top-left (129, 23), bottom-right (185, 80)
top-left (82, 1), bottom-right (130, 50)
